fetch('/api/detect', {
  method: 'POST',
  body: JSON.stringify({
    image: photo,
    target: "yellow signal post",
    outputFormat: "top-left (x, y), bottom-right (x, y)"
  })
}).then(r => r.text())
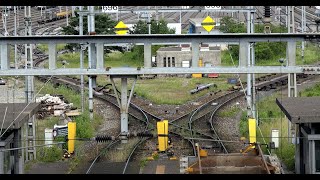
top-left (192, 58), bottom-right (203, 78)
top-left (248, 118), bottom-right (256, 148)
top-left (67, 122), bottom-right (76, 154)
top-left (157, 120), bottom-right (168, 152)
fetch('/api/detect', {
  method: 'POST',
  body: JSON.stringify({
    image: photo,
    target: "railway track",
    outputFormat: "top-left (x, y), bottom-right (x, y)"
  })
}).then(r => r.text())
top-left (35, 56), bottom-right (317, 161)
top-left (21, 35), bottom-right (320, 174)
top-left (6, 9), bottom-right (318, 173)
top-left (34, 62), bottom-right (227, 172)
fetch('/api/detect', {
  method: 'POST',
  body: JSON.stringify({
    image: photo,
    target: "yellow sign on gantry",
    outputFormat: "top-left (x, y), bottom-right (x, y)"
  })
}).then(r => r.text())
top-left (201, 16), bottom-right (215, 33)
top-left (114, 21), bottom-right (129, 35)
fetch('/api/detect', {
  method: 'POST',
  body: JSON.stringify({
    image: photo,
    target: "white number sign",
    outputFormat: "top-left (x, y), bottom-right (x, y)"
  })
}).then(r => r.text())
top-left (102, 6), bottom-right (118, 13)
top-left (205, 6), bottom-right (221, 10)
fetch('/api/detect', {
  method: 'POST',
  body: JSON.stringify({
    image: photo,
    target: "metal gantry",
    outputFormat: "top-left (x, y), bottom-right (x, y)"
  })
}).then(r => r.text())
top-left (1, 34), bottom-right (320, 75)
top-left (88, 6), bottom-right (96, 120)
top-left (79, 6), bottom-right (85, 113)
top-left (24, 6), bottom-right (36, 164)
top-left (1, 33), bottom-right (320, 147)
top-left (287, 7), bottom-right (298, 168)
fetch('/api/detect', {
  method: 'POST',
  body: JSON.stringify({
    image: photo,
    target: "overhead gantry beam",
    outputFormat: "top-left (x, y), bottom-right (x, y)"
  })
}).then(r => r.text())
top-left (77, 8), bottom-right (257, 15)
top-left (0, 33), bottom-right (318, 44)
top-left (0, 66), bottom-right (312, 76)
top-left (1, 34), bottom-right (320, 76)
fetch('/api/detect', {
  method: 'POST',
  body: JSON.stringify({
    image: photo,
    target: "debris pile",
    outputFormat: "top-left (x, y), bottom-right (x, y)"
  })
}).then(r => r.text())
top-left (36, 94), bottom-right (79, 119)
top-left (190, 83), bottom-right (216, 94)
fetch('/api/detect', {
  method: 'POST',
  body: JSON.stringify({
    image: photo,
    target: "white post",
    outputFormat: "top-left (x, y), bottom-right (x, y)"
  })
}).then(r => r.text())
top-left (66, 6), bottom-right (69, 26)
top-left (14, 6), bottom-right (18, 69)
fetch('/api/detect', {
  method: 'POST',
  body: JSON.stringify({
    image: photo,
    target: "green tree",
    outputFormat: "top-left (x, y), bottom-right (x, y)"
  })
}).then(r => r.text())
top-left (62, 12), bottom-right (121, 52)
top-left (219, 16), bottom-right (246, 33)
top-left (62, 13), bottom-right (116, 36)
top-left (220, 16), bottom-right (287, 63)
top-left (130, 19), bottom-right (176, 34)
top-left (129, 19), bottom-right (176, 58)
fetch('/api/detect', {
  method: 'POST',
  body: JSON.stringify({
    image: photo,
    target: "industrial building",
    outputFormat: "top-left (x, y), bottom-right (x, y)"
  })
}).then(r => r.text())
top-left (155, 44), bottom-right (221, 68)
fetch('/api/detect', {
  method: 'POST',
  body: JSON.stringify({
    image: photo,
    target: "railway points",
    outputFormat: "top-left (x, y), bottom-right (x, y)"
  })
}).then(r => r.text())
top-left (1, 6), bottom-right (320, 174)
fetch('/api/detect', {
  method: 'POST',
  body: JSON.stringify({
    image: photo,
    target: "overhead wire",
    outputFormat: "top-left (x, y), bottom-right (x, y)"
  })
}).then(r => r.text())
top-left (0, 75), bottom-right (54, 138)
top-left (227, 8), bottom-right (273, 155)
top-left (0, 142), bottom-right (66, 152)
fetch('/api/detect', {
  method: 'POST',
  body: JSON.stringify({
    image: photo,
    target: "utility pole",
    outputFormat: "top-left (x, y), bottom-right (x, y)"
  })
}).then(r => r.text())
top-left (66, 6), bottom-right (69, 26)
top-left (14, 6), bottom-right (18, 69)
top-left (246, 6), bottom-right (255, 119)
top-left (24, 5), bottom-right (36, 163)
top-left (301, 6), bottom-right (306, 63)
top-left (3, 7), bottom-right (8, 36)
top-left (156, 6), bottom-right (158, 22)
top-left (87, 6), bottom-right (97, 120)
top-left (287, 6), bottom-right (296, 144)
top-left (71, 6), bottom-right (75, 17)
top-left (231, 6), bottom-right (234, 17)
top-left (250, 6), bottom-right (256, 121)
top-left (285, 6), bottom-right (288, 28)
top-left (180, 7), bottom-right (182, 32)
top-left (79, 6), bottom-right (84, 113)
top-left (148, 6), bottom-right (151, 34)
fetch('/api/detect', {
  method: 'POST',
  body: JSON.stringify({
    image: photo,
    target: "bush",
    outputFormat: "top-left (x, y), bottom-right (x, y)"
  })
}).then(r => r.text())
top-left (38, 146), bottom-right (63, 162)
top-left (239, 112), bottom-right (248, 137)
top-left (75, 113), bottom-right (94, 138)
top-left (255, 42), bottom-right (274, 60)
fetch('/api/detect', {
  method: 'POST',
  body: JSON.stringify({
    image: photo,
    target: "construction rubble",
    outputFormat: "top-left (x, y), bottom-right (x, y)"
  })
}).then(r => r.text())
top-left (36, 94), bottom-right (80, 119)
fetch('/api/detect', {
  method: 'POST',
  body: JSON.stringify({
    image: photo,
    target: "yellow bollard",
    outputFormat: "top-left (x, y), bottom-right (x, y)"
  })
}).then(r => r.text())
top-left (192, 58), bottom-right (203, 78)
top-left (67, 122), bottom-right (76, 154)
top-left (248, 118), bottom-right (256, 148)
top-left (157, 120), bottom-right (168, 152)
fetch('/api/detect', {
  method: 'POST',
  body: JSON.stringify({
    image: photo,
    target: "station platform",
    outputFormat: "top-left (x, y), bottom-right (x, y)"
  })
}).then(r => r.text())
top-left (141, 158), bottom-right (180, 174)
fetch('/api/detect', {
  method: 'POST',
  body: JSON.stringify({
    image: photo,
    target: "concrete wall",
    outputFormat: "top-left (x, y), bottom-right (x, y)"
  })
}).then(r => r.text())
top-left (156, 49), bottom-right (221, 67)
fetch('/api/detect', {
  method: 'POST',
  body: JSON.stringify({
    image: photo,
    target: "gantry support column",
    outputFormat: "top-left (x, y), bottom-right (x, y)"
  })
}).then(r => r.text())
top-left (120, 78), bottom-right (128, 142)
top-left (24, 6), bottom-right (36, 162)
top-left (249, 6), bottom-right (256, 120)
top-left (288, 6), bottom-right (295, 34)
top-left (287, 7), bottom-right (299, 172)
top-left (287, 40), bottom-right (299, 173)
top-left (0, 145), bottom-right (4, 174)
top-left (192, 42), bottom-right (199, 68)
top-left (88, 6), bottom-right (97, 120)
top-left (239, 40), bottom-right (253, 118)
top-left (287, 41), bottom-right (297, 98)
top-left (287, 6), bottom-right (296, 143)
top-left (110, 75), bottom-right (137, 143)
top-left (144, 42), bottom-right (151, 68)
top-left (0, 44), bottom-right (10, 70)
top-left (301, 6), bottom-right (306, 62)
top-left (287, 6), bottom-right (298, 169)
top-left (79, 6), bottom-right (85, 113)
top-left (96, 43), bottom-right (104, 70)
top-left (13, 129), bottom-right (23, 174)
top-left (48, 43), bottom-right (57, 69)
